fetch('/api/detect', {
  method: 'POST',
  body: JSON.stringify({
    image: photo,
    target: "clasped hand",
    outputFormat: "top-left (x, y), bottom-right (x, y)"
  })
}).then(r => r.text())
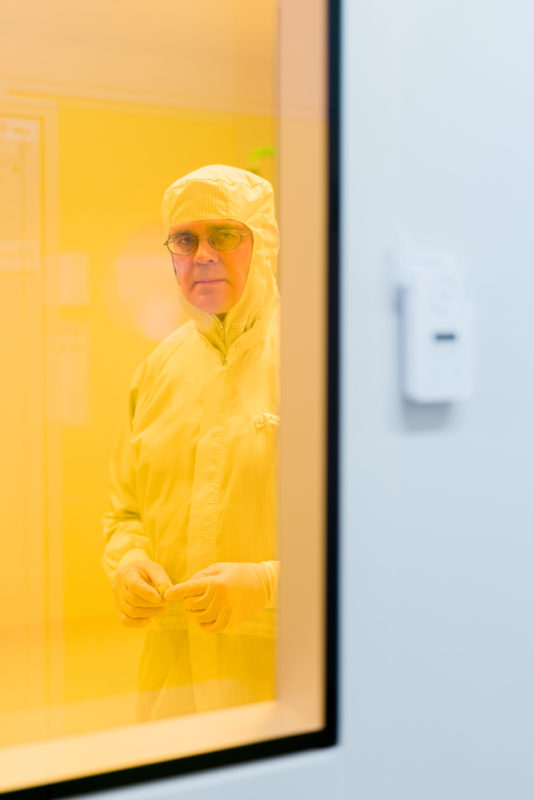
top-left (165, 562), bottom-right (269, 632)
top-left (114, 560), bottom-right (269, 632)
top-left (112, 558), bottom-right (171, 627)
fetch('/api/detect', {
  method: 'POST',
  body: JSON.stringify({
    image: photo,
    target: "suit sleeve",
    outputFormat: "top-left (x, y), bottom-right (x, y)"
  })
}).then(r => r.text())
top-left (102, 361), bottom-right (153, 579)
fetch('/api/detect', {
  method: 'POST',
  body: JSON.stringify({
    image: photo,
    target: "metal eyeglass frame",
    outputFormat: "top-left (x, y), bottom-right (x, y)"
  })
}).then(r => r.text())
top-left (163, 230), bottom-right (248, 256)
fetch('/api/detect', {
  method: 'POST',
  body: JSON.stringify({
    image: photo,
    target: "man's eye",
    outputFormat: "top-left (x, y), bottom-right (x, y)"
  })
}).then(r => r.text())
top-left (175, 235), bottom-right (194, 246)
top-left (213, 230), bottom-right (238, 245)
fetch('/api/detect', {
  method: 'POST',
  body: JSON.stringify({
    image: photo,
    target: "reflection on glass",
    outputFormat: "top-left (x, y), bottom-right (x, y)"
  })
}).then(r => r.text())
top-left (102, 165), bottom-right (280, 719)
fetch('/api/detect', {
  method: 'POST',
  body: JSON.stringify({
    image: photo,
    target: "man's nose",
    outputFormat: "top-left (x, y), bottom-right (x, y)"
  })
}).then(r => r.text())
top-left (193, 237), bottom-right (218, 263)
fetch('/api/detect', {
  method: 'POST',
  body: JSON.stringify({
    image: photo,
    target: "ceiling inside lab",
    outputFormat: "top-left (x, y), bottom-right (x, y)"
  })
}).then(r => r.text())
top-left (0, 0), bottom-right (277, 113)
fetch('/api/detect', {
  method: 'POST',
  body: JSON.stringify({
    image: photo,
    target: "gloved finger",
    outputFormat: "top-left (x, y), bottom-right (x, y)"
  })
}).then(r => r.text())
top-left (119, 612), bottom-right (151, 628)
top-left (186, 594), bottom-right (219, 622)
top-left (124, 572), bottom-right (164, 604)
top-left (188, 565), bottom-right (222, 580)
top-left (165, 578), bottom-right (210, 602)
top-left (182, 591), bottom-right (212, 611)
top-left (123, 585), bottom-right (167, 608)
top-left (199, 609), bottom-right (230, 632)
top-left (140, 562), bottom-right (173, 596)
top-left (199, 621), bottom-right (222, 632)
top-left (188, 607), bottom-right (219, 624)
top-left (189, 593), bottom-right (224, 624)
top-left (120, 600), bottom-right (167, 619)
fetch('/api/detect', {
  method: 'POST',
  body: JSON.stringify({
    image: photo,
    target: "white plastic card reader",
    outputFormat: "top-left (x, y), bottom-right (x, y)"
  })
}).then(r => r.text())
top-left (398, 251), bottom-right (475, 403)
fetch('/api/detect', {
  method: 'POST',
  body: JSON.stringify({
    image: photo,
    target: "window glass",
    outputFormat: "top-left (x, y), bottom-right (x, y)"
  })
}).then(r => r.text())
top-left (0, 0), bottom-right (333, 792)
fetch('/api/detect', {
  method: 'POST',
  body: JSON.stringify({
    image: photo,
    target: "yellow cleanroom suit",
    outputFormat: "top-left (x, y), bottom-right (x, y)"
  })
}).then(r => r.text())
top-left (102, 165), bottom-right (280, 719)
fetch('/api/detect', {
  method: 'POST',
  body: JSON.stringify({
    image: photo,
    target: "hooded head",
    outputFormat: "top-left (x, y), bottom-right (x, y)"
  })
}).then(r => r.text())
top-left (161, 165), bottom-right (279, 353)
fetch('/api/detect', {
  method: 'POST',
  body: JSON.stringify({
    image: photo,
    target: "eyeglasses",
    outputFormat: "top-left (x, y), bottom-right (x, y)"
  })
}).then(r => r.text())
top-left (164, 229), bottom-right (248, 256)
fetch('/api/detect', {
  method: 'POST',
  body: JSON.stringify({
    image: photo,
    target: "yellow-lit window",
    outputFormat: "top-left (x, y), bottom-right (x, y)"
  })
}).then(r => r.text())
top-left (0, 0), bottom-right (337, 793)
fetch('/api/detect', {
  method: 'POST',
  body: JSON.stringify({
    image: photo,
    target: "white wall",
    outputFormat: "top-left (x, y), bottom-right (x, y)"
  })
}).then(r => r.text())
top-left (71, 0), bottom-right (534, 797)
top-left (339, 0), bottom-right (534, 797)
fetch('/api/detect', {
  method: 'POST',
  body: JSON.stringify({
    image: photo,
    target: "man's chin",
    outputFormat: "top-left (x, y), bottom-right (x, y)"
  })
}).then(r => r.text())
top-left (192, 299), bottom-right (229, 316)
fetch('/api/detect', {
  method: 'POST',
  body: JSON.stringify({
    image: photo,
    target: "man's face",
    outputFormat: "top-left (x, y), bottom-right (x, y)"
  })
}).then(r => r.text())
top-left (169, 219), bottom-right (253, 315)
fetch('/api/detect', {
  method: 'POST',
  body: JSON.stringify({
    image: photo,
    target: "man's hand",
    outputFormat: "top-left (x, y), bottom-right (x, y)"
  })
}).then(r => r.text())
top-left (164, 562), bottom-right (270, 632)
top-left (113, 558), bottom-right (172, 627)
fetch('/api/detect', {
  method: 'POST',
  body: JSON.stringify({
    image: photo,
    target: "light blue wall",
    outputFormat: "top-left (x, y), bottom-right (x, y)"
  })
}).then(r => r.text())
top-left (72, 0), bottom-right (534, 797)
top-left (340, 0), bottom-right (534, 797)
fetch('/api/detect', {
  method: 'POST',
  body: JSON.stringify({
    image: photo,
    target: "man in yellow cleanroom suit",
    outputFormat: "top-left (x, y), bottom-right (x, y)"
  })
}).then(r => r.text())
top-left (102, 165), bottom-right (279, 720)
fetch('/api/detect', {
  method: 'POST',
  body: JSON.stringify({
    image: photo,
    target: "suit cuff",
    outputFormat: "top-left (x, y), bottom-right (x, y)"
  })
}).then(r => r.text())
top-left (118, 548), bottom-right (151, 570)
top-left (259, 560), bottom-right (279, 609)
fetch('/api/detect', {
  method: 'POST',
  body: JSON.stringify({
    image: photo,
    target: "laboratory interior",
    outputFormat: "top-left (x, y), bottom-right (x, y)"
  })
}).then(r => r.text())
top-left (1, 0), bottom-right (533, 798)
